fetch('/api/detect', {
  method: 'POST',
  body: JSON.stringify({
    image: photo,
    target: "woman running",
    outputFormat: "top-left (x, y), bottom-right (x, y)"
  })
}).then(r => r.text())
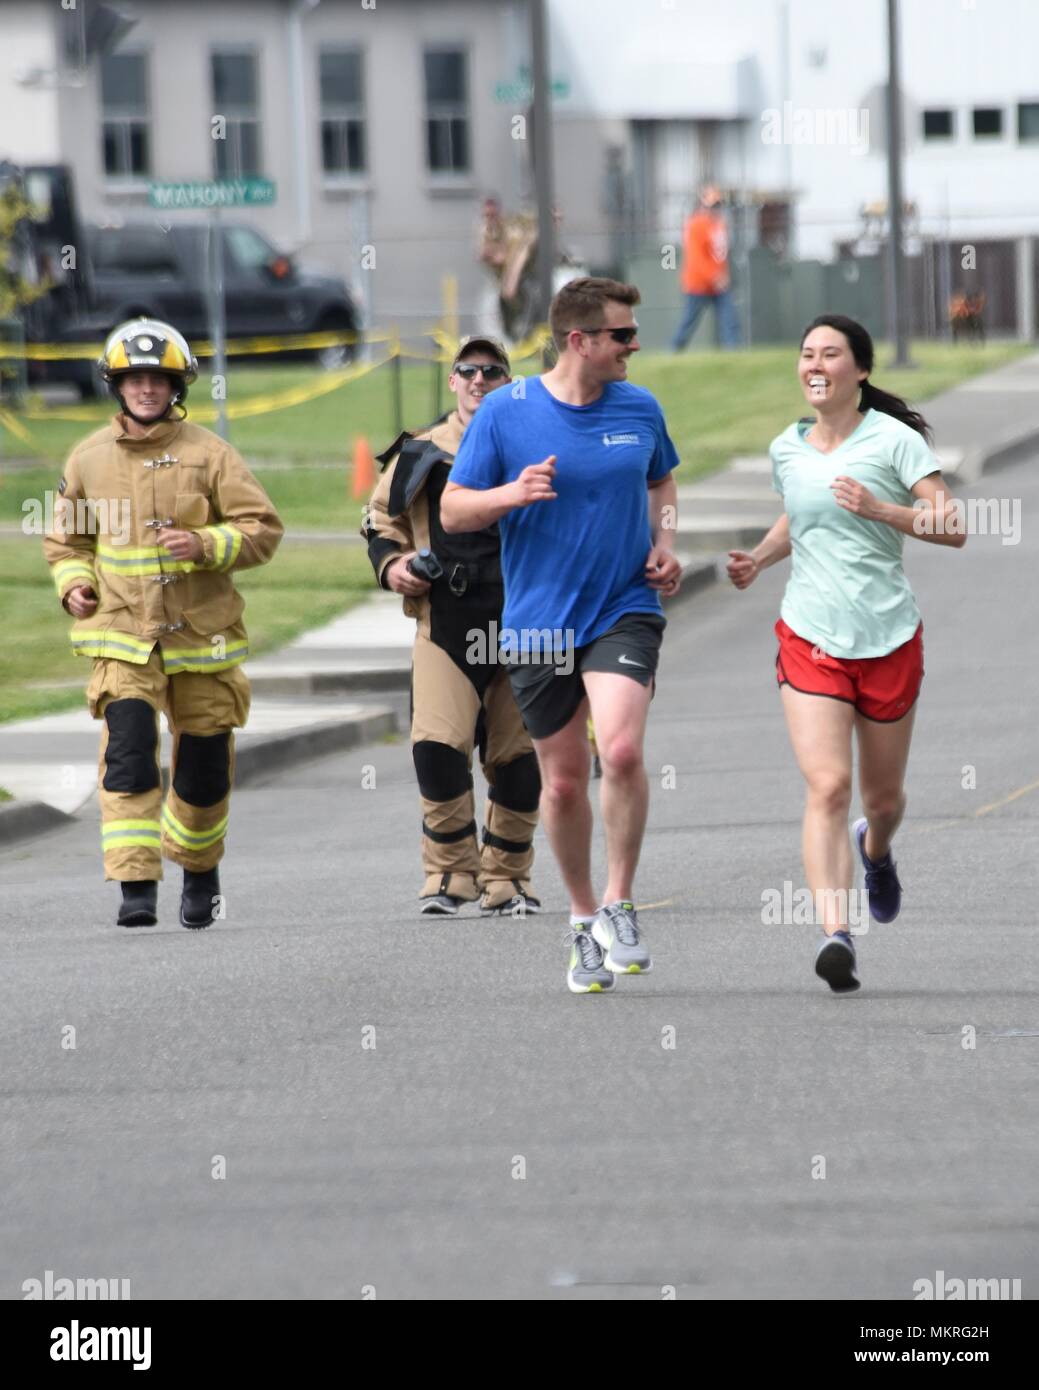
top-left (727, 315), bottom-right (966, 992)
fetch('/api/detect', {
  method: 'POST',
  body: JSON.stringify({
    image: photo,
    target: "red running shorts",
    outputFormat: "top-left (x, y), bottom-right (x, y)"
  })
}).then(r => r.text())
top-left (775, 617), bottom-right (923, 722)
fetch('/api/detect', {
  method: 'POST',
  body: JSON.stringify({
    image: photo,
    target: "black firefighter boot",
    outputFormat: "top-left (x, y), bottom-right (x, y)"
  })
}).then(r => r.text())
top-left (180, 866), bottom-right (221, 930)
top-left (117, 881), bottom-right (158, 928)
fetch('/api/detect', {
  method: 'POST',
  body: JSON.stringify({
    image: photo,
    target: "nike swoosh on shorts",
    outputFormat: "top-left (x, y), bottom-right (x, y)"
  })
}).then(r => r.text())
top-left (617, 655), bottom-right (646, 667)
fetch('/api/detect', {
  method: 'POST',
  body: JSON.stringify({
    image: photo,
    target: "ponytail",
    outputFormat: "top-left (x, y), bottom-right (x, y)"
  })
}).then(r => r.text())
top-left (800, 315), bottom-right (933, 444)
top-left (860, 379), bottom-right (932, 444)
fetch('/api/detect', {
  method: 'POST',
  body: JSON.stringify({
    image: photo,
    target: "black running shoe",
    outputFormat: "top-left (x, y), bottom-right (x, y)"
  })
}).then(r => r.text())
top-left (815, 929), bottom-right (860, 993)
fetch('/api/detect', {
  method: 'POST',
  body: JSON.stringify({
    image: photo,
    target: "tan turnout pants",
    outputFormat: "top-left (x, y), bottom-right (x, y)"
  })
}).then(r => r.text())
top-left (87, 649), bottom-right (250, 882)
top-left (411, 631), bottom-right (539, 907)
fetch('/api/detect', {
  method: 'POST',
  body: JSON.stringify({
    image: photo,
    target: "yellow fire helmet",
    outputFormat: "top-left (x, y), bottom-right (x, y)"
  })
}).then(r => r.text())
top-left (99, 318), bottom-right (198, 385)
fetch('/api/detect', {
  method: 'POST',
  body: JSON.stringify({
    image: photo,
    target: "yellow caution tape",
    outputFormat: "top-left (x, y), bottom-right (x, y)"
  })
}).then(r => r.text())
top-left (428, 324), bottom-right (552, 363)
top-left (0, 325), bottom-right (553, 365)
top-left (0, 328), bottom-right (396, 362)
top-left (0, 325), bottom-right (553, 439)
top-left (14, 347), bottom-right (393, 424)
top-left (0, 407), bottom-right (37, 445)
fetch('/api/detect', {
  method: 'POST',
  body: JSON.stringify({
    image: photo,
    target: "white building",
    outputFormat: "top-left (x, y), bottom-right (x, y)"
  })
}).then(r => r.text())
top-left (2, 0), bottom-right (1036, 339)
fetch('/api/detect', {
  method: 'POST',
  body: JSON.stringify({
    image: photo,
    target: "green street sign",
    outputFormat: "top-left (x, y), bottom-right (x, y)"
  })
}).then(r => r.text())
top-left (493, 64), bottom-right (569, 103)
top-left (148, 178), bottom-right (277, 210)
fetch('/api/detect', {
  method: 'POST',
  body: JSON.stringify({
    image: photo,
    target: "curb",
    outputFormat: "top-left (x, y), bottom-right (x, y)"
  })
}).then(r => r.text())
top-left (961, 422), bottom-right (1039, 484)
top-left (246, 666), bottom-right (411, 697)
top-left (670, 555), bottom-right (722, 607)
top-left (248, 558), bottom-right (725, 698)
top-left (0, 799), bottom-right (76, 848)
top-left (233, 707), bottom-right (397, 787)
top-left (0, 706), bottom-right (398, 849)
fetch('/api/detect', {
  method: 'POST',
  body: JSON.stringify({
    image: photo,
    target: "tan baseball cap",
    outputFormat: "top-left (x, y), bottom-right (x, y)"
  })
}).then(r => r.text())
top-left (453, 335), bottom-right (511, 371)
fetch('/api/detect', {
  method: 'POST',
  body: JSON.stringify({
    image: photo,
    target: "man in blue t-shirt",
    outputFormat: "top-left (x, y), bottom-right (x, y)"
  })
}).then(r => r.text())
top-left (442, 276), bottom-right (681, 994)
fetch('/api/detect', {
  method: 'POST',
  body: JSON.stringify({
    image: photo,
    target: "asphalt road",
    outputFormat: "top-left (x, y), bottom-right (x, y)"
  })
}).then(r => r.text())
top-left (1, 454), bottom-right (1036, 1301)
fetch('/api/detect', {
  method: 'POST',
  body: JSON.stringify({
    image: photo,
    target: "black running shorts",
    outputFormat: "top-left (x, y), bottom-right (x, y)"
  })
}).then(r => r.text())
top-left (507, 611), bottom-right (666, 740)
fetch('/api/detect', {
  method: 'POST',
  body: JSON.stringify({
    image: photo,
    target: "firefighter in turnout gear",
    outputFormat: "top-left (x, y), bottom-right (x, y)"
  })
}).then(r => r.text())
top-left (362, 336), bottom-right (541, 915)
top-left (42, 318), bottom-right (283, 928)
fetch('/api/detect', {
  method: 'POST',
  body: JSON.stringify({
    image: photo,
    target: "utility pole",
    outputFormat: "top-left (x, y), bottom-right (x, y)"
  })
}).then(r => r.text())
top-left (886, 0), bottom-right (912, 366)
top-left (529, 0), bottom-right (556, 323)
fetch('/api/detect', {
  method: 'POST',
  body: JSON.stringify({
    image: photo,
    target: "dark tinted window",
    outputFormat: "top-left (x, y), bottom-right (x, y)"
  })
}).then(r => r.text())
top-left (424, 49), bottom-right (469, 172)
top-left (972, 108), bottom-right (1002, 137)
top-left (223, 226), bottom-right (276, 270)
top-left (101, 52), bottom-right (148, 109)
top-left (212, 52), bottom-right (257, 108)
top-left (424, 50), bottom-right (466, 104)
top-left (320, 51), bottom-right (362, 105)
top-left (89, 228), bottom-right (177, 274)
top-left (923, 109), bottom-right (954, 138)
top-left (1018, 102), bottom-right (1039, 141)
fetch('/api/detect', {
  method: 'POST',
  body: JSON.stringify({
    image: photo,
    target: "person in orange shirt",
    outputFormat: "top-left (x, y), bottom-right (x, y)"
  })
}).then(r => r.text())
top-left (671, 184), bottom-right (741, 351)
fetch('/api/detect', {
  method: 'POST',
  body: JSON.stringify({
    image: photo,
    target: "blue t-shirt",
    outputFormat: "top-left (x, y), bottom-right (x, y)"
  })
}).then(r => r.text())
top-left (450, 377), bottom-right (680, 650)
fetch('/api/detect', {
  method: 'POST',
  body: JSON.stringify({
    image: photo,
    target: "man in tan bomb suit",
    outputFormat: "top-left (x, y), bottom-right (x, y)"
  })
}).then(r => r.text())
top-left (43, 318), bottom-right (283, 929)
top-left (361, 336), bottom-right (541, 915)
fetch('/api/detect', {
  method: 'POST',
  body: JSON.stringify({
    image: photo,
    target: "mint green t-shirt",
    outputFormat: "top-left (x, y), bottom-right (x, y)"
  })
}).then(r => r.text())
top-left (770, 408), bottom-right (939, 658)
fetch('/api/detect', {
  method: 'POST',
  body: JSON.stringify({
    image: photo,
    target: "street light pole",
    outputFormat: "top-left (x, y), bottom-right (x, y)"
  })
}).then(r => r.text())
top-left (529, 0), bottom-right (556, 324)
top-left (886, 0), bottom-right (911, 366)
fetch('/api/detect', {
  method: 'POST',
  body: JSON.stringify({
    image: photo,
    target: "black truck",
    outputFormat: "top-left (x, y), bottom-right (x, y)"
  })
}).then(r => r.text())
top-left (1, 162), bottom-right (360, 396)
top-left (86, 221), bottom-right (360, 372)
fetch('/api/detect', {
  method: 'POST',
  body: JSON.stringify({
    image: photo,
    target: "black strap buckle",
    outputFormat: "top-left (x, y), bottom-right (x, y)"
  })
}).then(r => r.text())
top-left (448, 562), bottom-right (469, 596)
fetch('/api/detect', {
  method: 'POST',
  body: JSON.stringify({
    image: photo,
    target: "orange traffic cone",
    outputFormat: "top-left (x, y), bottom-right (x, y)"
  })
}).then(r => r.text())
top-left (352, 436), bottom-right (376, 498)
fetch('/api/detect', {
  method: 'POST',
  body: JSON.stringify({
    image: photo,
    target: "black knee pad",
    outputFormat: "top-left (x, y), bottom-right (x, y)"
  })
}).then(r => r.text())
top-left (173, 731), bottom-right (231, 808)
top-left (413, 740), bottom-right (472, 802)
top-left (103, 699), bottom-right (159, 793)
top-left (490, 750), bottom-right (541, 813)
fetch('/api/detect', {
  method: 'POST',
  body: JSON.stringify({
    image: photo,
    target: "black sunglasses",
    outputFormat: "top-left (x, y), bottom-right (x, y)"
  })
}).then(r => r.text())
top-left (453, 362), bottom-right (508, 381)
top-left (577, 324), bottom-right (639, 345)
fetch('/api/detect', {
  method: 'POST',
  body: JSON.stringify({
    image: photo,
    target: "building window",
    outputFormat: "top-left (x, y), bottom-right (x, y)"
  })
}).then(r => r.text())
top-left (424, 48), bottom-right (469, 173)
top-left (1017, 102), bottom-right (1039, 142)
top-left (972, 107), bottom-right (1003, 138)
top-left (320, 50), bottom-right (366, 174)
top-left (100, 52), bottom-right (150, 177)
top-left (211, 51), bottom-right (262, 177)
top-left (922, 109), bottom-right (954, 140)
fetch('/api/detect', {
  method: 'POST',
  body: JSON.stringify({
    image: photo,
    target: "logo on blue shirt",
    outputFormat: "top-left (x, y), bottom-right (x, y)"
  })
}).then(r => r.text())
top-left (602, 432), bottom-right (640, 446)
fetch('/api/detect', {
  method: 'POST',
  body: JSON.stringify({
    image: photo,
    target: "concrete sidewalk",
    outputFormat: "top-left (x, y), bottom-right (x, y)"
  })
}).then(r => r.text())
top-left (0, 698), bottom-right (396, 838)
top-left (3, 349), bottom-right (1037, 844)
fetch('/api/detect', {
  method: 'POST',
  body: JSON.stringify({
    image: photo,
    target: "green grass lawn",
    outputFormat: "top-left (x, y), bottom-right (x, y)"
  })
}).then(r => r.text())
top-left (2, 340), bottom-right (1028, 535)
top-left (0, 535), bottom-right (374, 726)
top-left (2, 340), bottom-right (1025, 507)
top-left (642, 340), bottom-right (1030, 477)
top-left (0, 354), bottom-right (517, 469)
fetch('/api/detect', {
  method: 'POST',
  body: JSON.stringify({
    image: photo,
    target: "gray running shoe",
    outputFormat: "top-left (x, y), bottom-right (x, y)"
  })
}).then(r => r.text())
top-left (565, 926), bottom-right (615, 994)
top-left (420, 893), bottom-right (463, 916)
top-left (592, 900), bottom-right (652, 974)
